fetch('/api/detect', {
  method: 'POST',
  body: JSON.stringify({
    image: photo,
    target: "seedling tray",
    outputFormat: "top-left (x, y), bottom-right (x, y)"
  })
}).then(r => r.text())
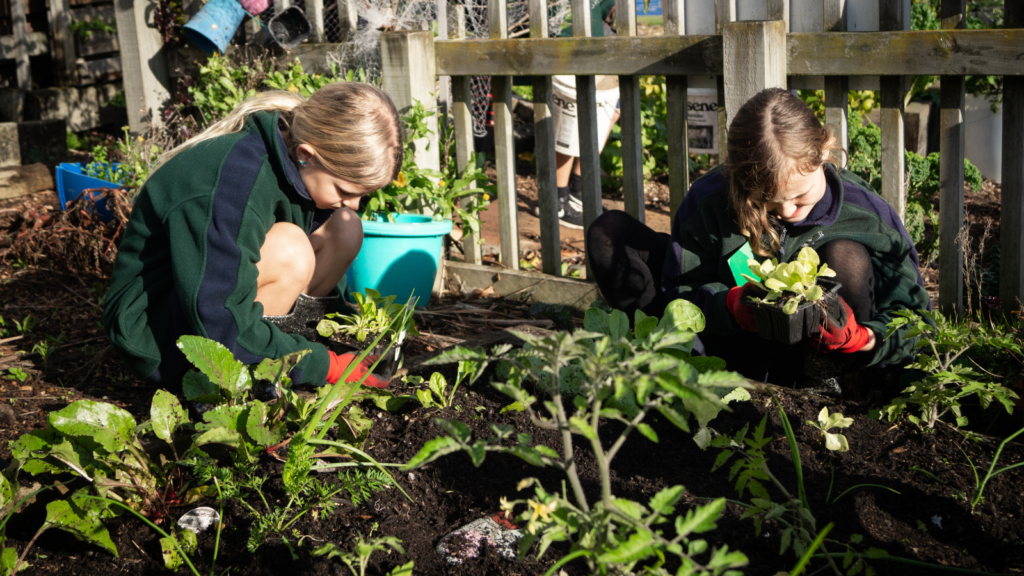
top-left (745, 279), bottom-right (842, 345)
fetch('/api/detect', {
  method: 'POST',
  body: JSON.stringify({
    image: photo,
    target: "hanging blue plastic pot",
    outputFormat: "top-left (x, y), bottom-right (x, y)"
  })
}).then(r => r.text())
top-left (346, 214), bottom-right (452, 307)
top-left (183, 0), bottom-right (247, 54)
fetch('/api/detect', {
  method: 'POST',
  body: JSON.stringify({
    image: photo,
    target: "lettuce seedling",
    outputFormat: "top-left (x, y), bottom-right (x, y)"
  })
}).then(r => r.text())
top-left (742, 246), bottom-right (837, 314)
top-left (806, 406), bottom-right (853, 452)
top-left (318, 289), bottom-right (418, 344)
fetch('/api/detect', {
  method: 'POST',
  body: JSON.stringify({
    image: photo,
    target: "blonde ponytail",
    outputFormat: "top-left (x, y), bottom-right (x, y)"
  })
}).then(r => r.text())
top-left (155, 91), bottom-right (305, 170)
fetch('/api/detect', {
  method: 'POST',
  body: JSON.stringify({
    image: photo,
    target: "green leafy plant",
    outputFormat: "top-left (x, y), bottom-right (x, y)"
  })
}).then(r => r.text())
top-left (318, 289), bottom-right (417, 344)
top-left (806, 407), bottom-right (853, 452)
top-left (963, 426), bottom-right (1024, 512)
top-left (68, 17), bottom-right (116, 40)
top-left (10, 390), bottom-right (205, 558)
top-left (883, 310), bottom-right (1018, 429)
top-left (742, 247), bottom-right (837, 314)
top-left (5, 368), bottom-right (28, 383)
top-left (312, 530), bottom-right (413, 576)
top-left (410, 356), bottom-right (482, 409)
top-left (83, 127), bottom-right (163, 194)
top-left (337, 469), bottom-right (393, 507)
top-left (903, 150), bottom-right (983, 259)
top-left (404, 301), bottom-right (752, 575)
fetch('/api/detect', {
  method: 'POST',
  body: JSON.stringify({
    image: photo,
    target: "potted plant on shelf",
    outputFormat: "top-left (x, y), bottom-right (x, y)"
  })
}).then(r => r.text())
top-left (740, 246), bottom-right (842, 345)
top-left (348, 100), bottom-right (494, 306)
top-left (317, 289), bottom-right (418, 383)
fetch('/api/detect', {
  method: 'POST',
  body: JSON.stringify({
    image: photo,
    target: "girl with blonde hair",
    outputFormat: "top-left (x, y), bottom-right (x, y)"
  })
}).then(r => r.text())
top-left (586, 88), bottom-right (930, 394)
top-left (104, 82), bottom-right (403, 390)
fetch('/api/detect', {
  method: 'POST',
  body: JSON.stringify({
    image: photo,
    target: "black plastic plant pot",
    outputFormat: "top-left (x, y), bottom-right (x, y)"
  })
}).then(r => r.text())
top-left (263, 6), bottom-right (312, 50)
top-left (746, 279), bottom-right (842, 345)
top-left (327, 329), bottom-right (407, 385)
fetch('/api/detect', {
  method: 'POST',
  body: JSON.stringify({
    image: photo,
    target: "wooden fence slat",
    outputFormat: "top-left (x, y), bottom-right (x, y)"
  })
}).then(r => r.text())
top-left (715, 0), bottom-right (734, 157)
top-left (938, 0), bottom-right (966, 315)
top-left (275, 0), bottom-right (292, 15)
top-left (616, 0), bottom-right (644, 224)
top-left (452, 76), bottom-right (482, 265)
top-left (11, 0), bottom-right (30, 90)
top-left (878, 0), bottom-right (905, 219)
top-left (663, 0), bottom-right (686, 218)
top-left (529, 0), bottom-right (560, 276)
top-left (0, 32), bottom-right (49, 59)
top-left (1001, 3), bottom-right (1024, 312)
top-left (768, 0), bottom-right (789, 28)
top-left (49, 0), bottom-right (76, 84)
top-left (822, 0), bottom-right (847, 151)
top-left (436, 0), bottom-right (449, 117)
top-left (336, 0), bottom-right (358, 43)
top-left (306, 0), bottom-right (324, 43)
top-left (722, 20), bottom-right (787, 131)
top-left (380, 32), bottom-right (439, 173)
top-left (114, 0), bottom-right (169, 133)
top-left (488, 0), bottom-right (519, 269)
top-left (571, 0), bottom-right (599, 276)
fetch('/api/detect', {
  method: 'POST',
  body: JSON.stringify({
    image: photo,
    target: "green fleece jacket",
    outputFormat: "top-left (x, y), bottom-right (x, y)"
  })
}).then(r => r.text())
top-left (662, 165), bottom-right (931, 367)
top-left (103, 111), bottom-right (341, 386)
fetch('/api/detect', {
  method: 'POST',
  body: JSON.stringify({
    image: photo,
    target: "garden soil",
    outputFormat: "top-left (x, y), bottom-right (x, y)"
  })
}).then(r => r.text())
top-left (1, 176), bottom-right (1021, 575)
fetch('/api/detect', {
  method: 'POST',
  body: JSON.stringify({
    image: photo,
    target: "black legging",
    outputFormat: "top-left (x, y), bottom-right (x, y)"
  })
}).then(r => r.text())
top-left (586, 210), bottom-right (877, 385)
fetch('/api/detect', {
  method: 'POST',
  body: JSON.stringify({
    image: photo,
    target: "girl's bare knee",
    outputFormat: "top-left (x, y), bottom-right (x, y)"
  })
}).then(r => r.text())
top-left (261, 223), bottom-right (316, 284)
top-left (320, 207), bottom-right (363, 257)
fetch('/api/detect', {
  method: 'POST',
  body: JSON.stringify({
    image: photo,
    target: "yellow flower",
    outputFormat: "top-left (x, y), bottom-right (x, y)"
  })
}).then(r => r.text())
top-left (525, 499), bottom-right (556, 534)
top-left (499, 496), bottom-right (514, 518)
top-left (439, 179), bottom-right (446, 188)
top-left (137, 136), bottom-right (144, 142)
top-left (288, 83), bottom-right (299, 93)
top-left (516, 478), bottom-right (533, 491)
top-left (392, 171), bottom-right (407, 187)
top-left (315, 74), bottom-right (320, 78)
top-left (483, 193), bottom-right (491, 202)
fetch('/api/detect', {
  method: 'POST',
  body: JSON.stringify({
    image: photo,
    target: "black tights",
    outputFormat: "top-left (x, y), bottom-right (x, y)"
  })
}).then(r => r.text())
top-left (586, 210), bottom-right (877, 385)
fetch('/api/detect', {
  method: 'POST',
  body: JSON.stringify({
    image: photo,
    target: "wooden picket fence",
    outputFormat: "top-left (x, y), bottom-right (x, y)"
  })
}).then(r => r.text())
top-left (364, 0), bottom-right (1023, 316)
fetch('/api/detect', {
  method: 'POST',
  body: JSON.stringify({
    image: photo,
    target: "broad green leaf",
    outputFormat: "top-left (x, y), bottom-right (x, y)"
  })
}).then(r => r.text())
top-left (675, 498), bottom-right (725, 538)
top-left (428, 373), bottom-right (448, 398)
top-left (569, 417), bottom-right (597, 440)
top-left (48, 400), bottom-right (137, 454)
top-left (634, 316), bottom-right (659, 340)
top-left (584, 308), bottom-right (610, 333)
top-left (47, 439), bottom-right (95, 480)
top-left (682, 356), bottom-right (728, 373)
top-left (648, 485), bottom-right (684, 517)
top-left (198, 404), bottom-right (246, 432)
top-left (659, 299), bottom-right (705, 335)
top-left (150, 390), bottom-right (188, 445)
top-left (402, 436), bottom-right (462, 469)
top-left (609, 309), bottom-right (630, 340)
top-left (435, 418), bottom-right (471, 443)
top-left (10, 429), bottom-right (59, 474)
top-left (416, 389), bottom-right (437, 408)
top-left (693, 427), bottom-right (713, 450)
top-left (161, 529), bottom-right (197, 570)
top-left (635, 423), bottom-right (659, 443)
top-left (797, 246), bottom-right (820, 268)
top-left (468, 441), bottom-right (487, 466)
top-left (596, 530), bottom-right (655, 564)
top-left (0, 547), bottom-right (18, 573)
top-left (722, 387), bottom-right (751, 403)
top-left (182, 371), bottom-right (222, 404)
top-left (387, 561), bottom-right (415, 576)
top-left (253, 350), bottom-right (310, 383)
top-left (0, 474), bottom-right (11, 509)
top-left (804, 285), bottom-right (824, 302)
top-left (821, 408), bottom-right (853, 430)
top-left (176, 336), bottom-right (251, 399)
top-left (824, 432), bottom-right (849, 452)
top-left (46, 496), bottom-right (117, 556)
top-left (782, 299), bottom-right (800, 315)
top-left (244, 401), bottom-right (282, 447)
top-left (192, 427), bottom-right (243, 448)
top-left (683, 397), bottom-right (723, 429)
top-left (612, 498), bottom-right (647, 520)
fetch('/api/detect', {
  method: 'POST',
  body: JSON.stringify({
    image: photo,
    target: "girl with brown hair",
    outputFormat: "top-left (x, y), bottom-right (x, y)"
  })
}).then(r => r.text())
top-left (104, 83), bottom-right (404, 391)
top-left (587, 88), bottom-right (930, 392)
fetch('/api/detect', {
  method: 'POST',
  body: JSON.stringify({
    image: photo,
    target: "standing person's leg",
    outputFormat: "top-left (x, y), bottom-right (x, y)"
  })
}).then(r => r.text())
top-left (586, 210), bottom-right (671, 319)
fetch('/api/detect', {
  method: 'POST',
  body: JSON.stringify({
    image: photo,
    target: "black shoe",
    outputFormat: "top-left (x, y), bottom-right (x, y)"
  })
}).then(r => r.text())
top-left (264, 290), bottom-right (340, 341)
top-left (797, 376), bottom-right (843, 399)
top-left (533, 186), bottom-right (584, 229)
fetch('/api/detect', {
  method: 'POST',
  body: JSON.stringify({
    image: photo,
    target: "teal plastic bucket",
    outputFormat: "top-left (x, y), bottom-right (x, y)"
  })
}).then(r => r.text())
top-left (183, 0), bottom-right (247, 54)
top-left (346, 214), bottom-right (452, 307)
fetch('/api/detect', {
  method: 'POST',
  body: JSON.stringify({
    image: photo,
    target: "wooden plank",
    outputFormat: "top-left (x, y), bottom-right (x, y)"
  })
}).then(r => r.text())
top-left (722, 20), bottom-right (787, 130)
top-left (616, 0), bottom-right (643, 224)
top-left (493, 76), bottom-right (520, 270)
top-left (715, 1), bottom-right (732, 161)
top-left (822, 0), bottom-right (847, 151)
top-left (76, 54), bottom-right (122, 84)
top-left (71, 6), bottom-right (119, 56)
top-left (571, 0), bottom-right (592, 38)
top-left (666, 75), bottom-right (688, 219)
top-left (11, 0), bottom-right (30, 90)
top-left (0, 31), bottom-right (49, 59)
top-left (336, 0), bottom-right (358, 43)
top-left (452, 77), bottom-right (481, 265)
top-left (435, 0), bottom-right (449, 117)
top-left (306, 0), bottom-right (325, 43)
top-left (768, 0), bottom-right (789, 28)
top-left (938, 0), bottom-right (966, 315)
top-left (443, 261), bottom-right (600, 313)
top-left (571, 0), bottom-right (598, 276)
top-left (1001, 2), bottom-right (1024, 311)
top-left (488, 0), bottom-right (507, 38)
top-left (878, 0), bottom-right (904, 219)
top-left (435, 35), bottom-right (722, 77)
top-left (787, 29), bottom-right (1024, 76)
top-left (662, 0), bottom-right (683, 35)
top-left (380, 32), bottom-right (439, 172)
top-left (275, 0), bottom-right (292, 15)
top-left (529, 0), bottom-right (559, 276)
top-left (49, 0), bottom-right (75, 83)
top-left (114, 1), bottom-right (169, 133)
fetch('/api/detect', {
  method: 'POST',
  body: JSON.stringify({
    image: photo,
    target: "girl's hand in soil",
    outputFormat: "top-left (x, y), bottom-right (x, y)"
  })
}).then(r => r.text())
top-left (726, 284), bottom-right (761, 332)
top-left (809, 297), bottom-right (875, 353)
top-left (327, 351), bottom-right (389, 388)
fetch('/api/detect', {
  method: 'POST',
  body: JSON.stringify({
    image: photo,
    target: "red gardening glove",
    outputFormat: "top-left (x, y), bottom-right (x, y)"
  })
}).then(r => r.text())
top-left (726, 285), bottom-right (758, 332)
top-left (327, 352), bottom-right (389, 388)
top-left (238, 0), bottom-right (270, 15)
top-left (808, 297), bottom-right (873, 353)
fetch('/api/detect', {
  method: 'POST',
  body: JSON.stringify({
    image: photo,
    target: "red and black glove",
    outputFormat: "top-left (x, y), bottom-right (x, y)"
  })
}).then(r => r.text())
top-left (808, 297), bottom-right (873, 353)
top-left (726, 285), bottom-right (759, 332)
top-left (327, 351), bottom-right (389, 388)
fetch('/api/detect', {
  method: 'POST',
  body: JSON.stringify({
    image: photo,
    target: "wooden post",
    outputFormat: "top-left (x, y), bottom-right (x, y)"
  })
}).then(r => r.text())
top-left (530, 0), bottom-right (560, 276)
top-left (664, 0), bottom-right (687, 218)
top-left (337, 0), bottom-right (359, 43)
top-left (380, 31), bottom-right (439, 174)
top-left (11, 0), bottom-right (31, 91)
top-left (436, 0), bottom-right (449, 118)
top-left (722, 20), bottom-right (787, 131)
top-left (715, 0), bottom-right (735, 158)
top-left (938, 0), bottom-right (965, 315)
top-left (453, 77), bottom-right (482, 265)
top-left (115, 0), bottom-right (171, 134)
top-left (572, 0), bottom-right (601, 277)
top-left (488, 0), bottom-right (520, 269)
top-left (879, 0), bottom-right (905, 218)
top-left (1001, 3), bottom-right (1023, 312)
top-left (823, 0), bottom-right (848, 151)
top-left (48, 0), bottom-right (76, 85)
top-left (616, 0), bottom-right (644, 224)
top-left (306, 0), bottom-right (325, 42)
top-left (767, 0), bottom-right (789, 28)
top-left (275, 0), bottom-right (292, 15)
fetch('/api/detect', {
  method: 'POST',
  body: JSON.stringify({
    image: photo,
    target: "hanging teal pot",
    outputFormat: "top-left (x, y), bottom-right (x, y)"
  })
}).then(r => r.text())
top-left (183, 0), bottom-right (247, 54)
top-left (347, 214), bottom-right (452, 307)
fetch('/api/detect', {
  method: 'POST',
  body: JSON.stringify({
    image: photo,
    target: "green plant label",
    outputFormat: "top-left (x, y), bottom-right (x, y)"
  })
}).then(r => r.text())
top-left (727, 242), bottom-right (755, 287)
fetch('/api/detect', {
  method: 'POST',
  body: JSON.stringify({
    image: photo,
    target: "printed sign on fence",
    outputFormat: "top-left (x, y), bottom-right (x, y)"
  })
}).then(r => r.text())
top-left (687, 88), bottom-right (718, 155)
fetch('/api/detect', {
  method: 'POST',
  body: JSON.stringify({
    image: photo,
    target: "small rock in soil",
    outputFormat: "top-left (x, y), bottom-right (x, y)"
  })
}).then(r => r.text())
top-left (436, 513), bottom-right (522, 565)
top-left (0, 404), bottom-right (15, 427)
top-left (177, 507), bottom-right (220, 534)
